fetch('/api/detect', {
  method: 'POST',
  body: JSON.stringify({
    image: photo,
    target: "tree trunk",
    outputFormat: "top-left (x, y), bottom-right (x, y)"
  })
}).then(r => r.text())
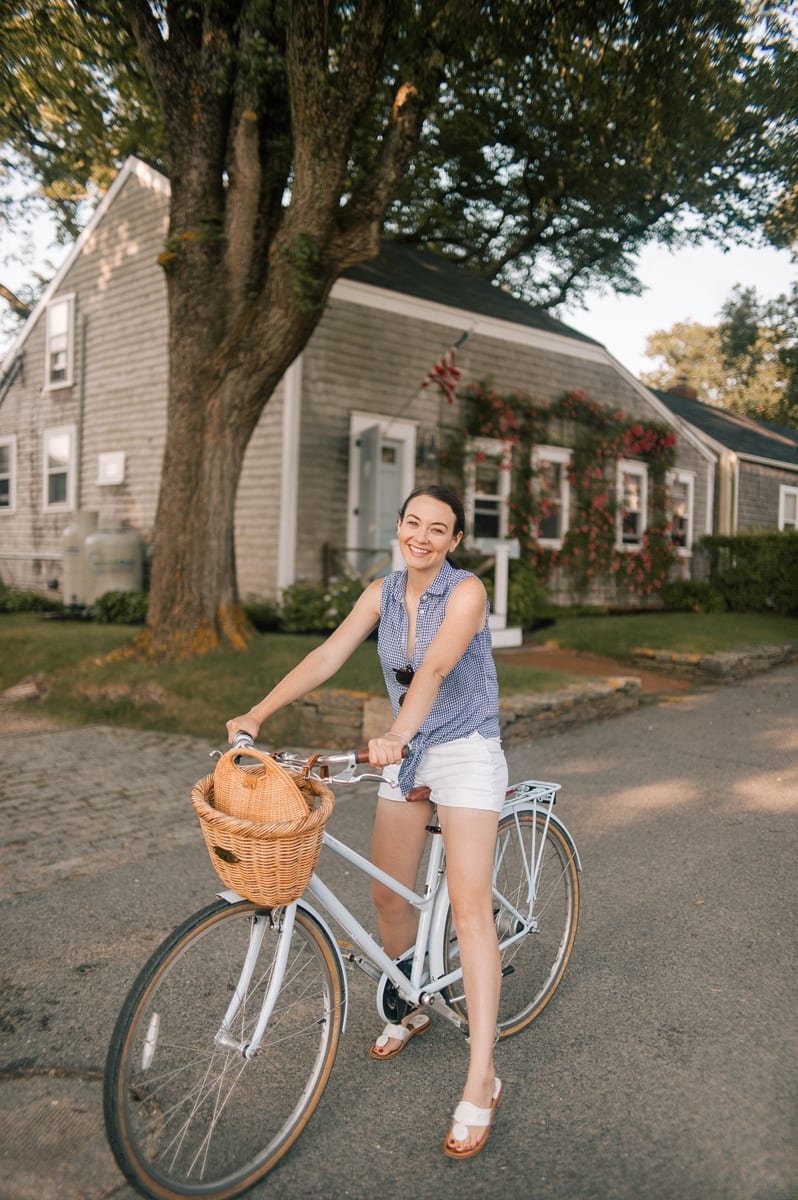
top-left (125, 0), bottom-right (437, 658)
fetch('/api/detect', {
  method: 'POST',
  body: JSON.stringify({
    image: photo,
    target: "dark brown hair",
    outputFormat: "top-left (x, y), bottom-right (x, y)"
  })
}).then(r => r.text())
top-left (398, 485), bottom-right (466, 537)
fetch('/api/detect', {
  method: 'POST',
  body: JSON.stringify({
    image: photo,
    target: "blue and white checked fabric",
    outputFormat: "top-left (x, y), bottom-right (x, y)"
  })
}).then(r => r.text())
top-left (377, 560), bottom-right (501, 792)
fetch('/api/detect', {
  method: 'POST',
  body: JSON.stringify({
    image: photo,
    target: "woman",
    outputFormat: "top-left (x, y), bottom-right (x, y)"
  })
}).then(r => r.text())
top-left (226, 484), bottom-right (508, 1159)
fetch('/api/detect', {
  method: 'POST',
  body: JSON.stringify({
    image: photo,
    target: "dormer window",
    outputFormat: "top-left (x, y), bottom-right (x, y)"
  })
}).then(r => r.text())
top-left (46, 294), bottom-right (75, 388)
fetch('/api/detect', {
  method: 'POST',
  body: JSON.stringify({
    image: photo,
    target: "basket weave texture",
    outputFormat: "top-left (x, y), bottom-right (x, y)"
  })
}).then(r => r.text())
top-left (191, 747), bottom-right (335, 905)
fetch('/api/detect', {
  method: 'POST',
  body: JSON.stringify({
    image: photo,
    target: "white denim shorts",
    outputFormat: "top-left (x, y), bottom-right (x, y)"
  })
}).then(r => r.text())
top-left (378, 731), bottom-right (508, 813)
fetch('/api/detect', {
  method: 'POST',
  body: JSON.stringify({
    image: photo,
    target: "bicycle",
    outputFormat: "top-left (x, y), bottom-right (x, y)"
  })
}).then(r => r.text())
top-left (104, 734), bottom-right (581, 1200)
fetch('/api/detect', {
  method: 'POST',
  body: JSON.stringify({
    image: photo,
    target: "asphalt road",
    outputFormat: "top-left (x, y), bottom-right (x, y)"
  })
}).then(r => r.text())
top-left (1, 666), bottom-right (796, 1200)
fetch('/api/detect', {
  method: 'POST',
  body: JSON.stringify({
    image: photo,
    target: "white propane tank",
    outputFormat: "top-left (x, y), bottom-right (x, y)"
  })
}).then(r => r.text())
top-left (85, 523), bottom-right (144, 602)
top-left (61, 511), bottom-right (98, 606)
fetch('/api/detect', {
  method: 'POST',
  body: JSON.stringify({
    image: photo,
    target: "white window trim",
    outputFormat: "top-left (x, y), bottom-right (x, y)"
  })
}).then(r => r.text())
top-left (667, 467), bottom-right (696, 556)
top-left (0, 434), bottom-right (17, 514)
top-left (42, 424), bottom-right (76, 512)
top-left (532, 444), bottom-right (572, 549)
top-left (464, 436), bottom-right (512, 546)
top-left (45, 292), bottom-right (76, 390)
top-left (778, 483), bottom-right (798, 531)
top-left (616, 459), bottom-right (648, 550)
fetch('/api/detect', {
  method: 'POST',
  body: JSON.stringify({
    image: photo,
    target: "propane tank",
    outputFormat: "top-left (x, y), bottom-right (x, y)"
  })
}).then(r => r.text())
top-left (85, 522), bottom-right (144, 602)
top-left (61, 511), bottom-right (98, 606)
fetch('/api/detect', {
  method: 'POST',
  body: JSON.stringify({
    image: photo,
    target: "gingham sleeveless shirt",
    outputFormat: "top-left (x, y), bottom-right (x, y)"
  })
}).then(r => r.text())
top-left (378, 559), bottom-right (501, 792)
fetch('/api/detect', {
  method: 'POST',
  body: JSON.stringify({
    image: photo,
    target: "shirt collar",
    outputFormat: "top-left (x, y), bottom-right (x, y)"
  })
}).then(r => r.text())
top-left (423, 558), bottom-right (458, 596)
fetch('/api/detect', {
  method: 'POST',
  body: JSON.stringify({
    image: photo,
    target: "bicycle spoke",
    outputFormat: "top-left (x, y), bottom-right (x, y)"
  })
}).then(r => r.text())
top-left (442, 808), bottom-right (579, 1035)
top-left (105, 901), bottom-right (344, 1199)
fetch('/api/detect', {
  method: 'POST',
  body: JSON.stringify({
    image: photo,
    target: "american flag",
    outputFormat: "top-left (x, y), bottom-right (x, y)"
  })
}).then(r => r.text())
top-left (420, 345), bottom-right (462, 404)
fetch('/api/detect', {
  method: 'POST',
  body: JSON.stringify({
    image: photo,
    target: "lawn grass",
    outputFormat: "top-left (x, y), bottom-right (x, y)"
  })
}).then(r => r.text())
top-left (3, 609), bottom-right (796, 740)
top-left (538, 611), bottom-right (798, 660)
top-left (0, 615), bottom-right (575, 740)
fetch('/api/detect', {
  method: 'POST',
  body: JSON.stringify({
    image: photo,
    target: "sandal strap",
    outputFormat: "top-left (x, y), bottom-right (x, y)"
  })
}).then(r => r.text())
top-left (374, 1022), bottom-right (410, 1048)
top-left (374, 1010), bottom-right (429, 1048)
top-left (452, 1099), bottom-right (493, 1131)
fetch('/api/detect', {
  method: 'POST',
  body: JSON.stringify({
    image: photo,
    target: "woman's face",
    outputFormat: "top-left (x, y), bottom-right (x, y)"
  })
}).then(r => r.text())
top-left (397, 493), bottom-right (463, 574)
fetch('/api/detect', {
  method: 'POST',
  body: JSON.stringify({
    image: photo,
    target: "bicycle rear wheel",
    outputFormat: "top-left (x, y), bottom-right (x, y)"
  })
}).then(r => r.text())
top-left (442, 808), bottom-right (579, 1037)
top-left (104, 899), bottom-right (344, 1200)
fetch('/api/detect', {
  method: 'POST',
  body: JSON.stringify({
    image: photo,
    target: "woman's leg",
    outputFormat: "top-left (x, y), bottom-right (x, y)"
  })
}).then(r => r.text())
top-left (368, 796), bottom-right (433, 1057)
top-left (370, 795), bottom-right (432, 957)
top-left (437, 806), bottom-right (501, 1152)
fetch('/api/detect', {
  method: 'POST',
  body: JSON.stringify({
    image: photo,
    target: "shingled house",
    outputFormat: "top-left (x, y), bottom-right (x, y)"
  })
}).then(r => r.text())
top-left (0, 156), bottom-right (715, 621)
top-left (655, 384), bottom-right (798, 535)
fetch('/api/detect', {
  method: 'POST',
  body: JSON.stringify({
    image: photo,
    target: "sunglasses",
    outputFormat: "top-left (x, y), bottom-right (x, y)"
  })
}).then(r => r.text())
top-left (394, 664), bottom-right (414, 705)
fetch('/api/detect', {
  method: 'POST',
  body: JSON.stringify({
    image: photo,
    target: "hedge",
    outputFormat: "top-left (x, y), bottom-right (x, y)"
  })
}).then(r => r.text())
top-left (699, 532), bottom-right (798, 615)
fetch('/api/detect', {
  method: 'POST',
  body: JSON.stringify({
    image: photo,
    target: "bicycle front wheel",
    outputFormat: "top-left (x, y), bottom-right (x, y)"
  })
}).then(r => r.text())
top-left (104, 899), bottom-right (345, 1200)
top-left (442, 808), bottom-right (579, 1037)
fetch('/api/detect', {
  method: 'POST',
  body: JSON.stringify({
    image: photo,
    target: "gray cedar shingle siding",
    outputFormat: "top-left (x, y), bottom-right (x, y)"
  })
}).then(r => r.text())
top-left (737, 460), bottom-right (798, 531)
top-left (0, 164), bottom-right (169, 590)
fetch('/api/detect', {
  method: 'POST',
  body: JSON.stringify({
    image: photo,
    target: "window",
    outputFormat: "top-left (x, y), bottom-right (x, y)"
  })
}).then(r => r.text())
top-left (42, 425), bottom-right (75, 511)
top-left (779, 485), bottom-right (798, 531)
top-left (465, 438), bottom-right (512, 544)
top-left (0, 436), bottom-right (16, 512)
top-left (532, 445), bottom-right (571, 546)
top-left (45, 294), bottom-right (75, 388)
top-left (617, 460), bottom-right (648, 548)
top-left (667, 469), bottom-right (695, 553)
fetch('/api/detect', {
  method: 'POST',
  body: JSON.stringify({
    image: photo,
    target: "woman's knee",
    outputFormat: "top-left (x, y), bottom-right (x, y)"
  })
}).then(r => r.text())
top-left (372, 879), bottom-right (409, 921)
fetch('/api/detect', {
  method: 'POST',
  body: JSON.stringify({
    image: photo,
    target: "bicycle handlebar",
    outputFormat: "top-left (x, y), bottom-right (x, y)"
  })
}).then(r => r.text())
top-left (229, 731), bottom-right (405, 785)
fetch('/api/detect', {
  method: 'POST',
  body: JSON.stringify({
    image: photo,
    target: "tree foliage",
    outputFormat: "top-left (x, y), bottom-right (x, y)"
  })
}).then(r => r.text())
top-left (641, 283), bottom-right (798, 427)
top-left (2, 1), bottom-right (795, 308)
top-left (1, 0), bottom-right (796, 655)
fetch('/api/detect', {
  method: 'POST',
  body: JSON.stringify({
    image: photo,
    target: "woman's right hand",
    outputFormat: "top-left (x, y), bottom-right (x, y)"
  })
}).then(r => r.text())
top-left (226, 713), bottom-right (261, 745)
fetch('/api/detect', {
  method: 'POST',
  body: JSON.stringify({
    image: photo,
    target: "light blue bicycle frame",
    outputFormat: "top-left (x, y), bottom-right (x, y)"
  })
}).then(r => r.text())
top-left (213, 777), bottom-right (578, 1060)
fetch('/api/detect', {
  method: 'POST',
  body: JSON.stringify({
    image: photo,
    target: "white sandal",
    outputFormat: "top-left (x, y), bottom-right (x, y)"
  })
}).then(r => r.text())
top-left (443, 1077), bottom-right (503, 1159)
top-left (368, 1009), bottom-right (430, 1060)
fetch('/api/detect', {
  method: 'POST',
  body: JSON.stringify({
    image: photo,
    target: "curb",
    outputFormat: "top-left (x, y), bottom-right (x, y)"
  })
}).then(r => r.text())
top-left (632, 640), bottom-right (798, 680)
top-left (498, 677), bottom-right (642, 743)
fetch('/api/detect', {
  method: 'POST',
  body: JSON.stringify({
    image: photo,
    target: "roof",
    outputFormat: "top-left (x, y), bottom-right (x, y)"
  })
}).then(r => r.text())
top-left (343, 241), bottom-right (599, 347)
top-left (654, 388), bottom-right (798, 469)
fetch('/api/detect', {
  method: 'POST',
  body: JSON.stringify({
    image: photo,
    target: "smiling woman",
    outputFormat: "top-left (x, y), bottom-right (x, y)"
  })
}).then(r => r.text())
top-left (226, 483), bottom-right (511, 1159)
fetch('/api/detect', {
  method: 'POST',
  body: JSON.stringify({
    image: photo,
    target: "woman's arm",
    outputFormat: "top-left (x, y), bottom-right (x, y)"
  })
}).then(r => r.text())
top-left (367, 575), bottom-right (489, 766)
top-left (226, 578), bottom-right (383, 742)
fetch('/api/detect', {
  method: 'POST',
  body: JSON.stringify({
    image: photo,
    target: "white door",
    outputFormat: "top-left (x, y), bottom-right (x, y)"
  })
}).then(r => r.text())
top-left (355, 425), bottom-right (405, 575)
top-left (348, 414), bottom-right (417, 576)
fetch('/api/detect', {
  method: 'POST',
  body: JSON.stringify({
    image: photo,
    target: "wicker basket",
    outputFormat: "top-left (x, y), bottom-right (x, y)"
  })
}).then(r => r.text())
top-left (191, 747), bottom-right (335, 905)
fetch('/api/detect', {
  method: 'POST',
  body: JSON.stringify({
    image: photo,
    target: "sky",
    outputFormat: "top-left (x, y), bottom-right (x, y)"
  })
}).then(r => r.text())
top-left (558, 240), bottom-right (796, 378)
top-left (1, 208), bottom-right (795, 377)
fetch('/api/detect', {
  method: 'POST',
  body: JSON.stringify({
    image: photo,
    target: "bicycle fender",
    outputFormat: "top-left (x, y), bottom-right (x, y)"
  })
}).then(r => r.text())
top-left (216, 890), bottom-right (350, 1032)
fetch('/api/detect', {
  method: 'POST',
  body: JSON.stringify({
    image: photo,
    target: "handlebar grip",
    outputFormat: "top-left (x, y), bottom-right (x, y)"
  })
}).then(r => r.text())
top-left (233, 732), bottom-right (255, 750)
top-left (354, 745), bottom-right (409, 763)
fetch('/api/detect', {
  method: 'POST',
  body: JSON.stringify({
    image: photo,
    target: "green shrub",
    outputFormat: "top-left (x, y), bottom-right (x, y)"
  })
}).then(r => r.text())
top-left (506, 561), bottom-right (553, 629)
top-left (0, 584), bottom-right (64, 614)
top-left (278, 574), bottom-right (363, 633)
top-left (662, 579), bottom-right (725, 613)
top-left (700, 532), bottom-right (798, 615)
top-left (92, 590), bottom-right (149, 624)
top-left (243, 595), bottom-right (280, 632)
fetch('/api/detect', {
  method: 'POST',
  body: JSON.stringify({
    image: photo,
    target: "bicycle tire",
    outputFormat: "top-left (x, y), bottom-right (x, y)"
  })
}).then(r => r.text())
top-left (442, 808), bottom-right (579, 1037)
top-left (104, 898), bottom-right (345, 1200)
